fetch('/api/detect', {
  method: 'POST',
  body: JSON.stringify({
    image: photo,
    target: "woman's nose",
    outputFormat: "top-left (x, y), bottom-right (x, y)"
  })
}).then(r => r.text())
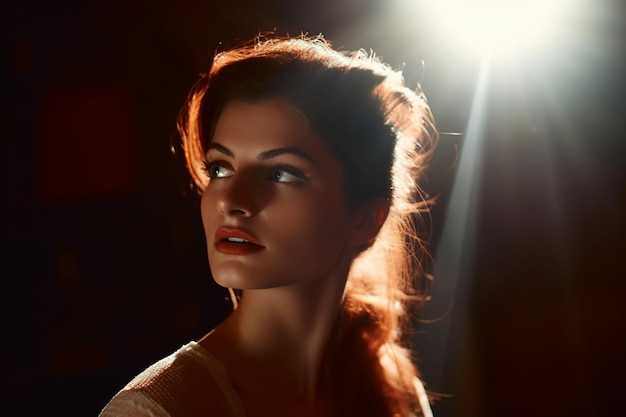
top-left (215, 173), bottom-right (260, 218)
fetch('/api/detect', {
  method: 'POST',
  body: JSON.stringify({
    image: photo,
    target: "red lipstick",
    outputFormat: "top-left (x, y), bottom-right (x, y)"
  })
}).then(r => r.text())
top-left (214, 227), bottom-right (264, 255)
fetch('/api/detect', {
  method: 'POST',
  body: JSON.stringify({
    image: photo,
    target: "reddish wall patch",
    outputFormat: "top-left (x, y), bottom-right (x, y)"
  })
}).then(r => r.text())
top-left (38, 86), bottom-right (136, 203)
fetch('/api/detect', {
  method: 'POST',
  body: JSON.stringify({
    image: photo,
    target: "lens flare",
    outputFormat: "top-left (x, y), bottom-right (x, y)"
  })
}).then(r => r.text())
top-left (426, 0), bottom-right (566, 58)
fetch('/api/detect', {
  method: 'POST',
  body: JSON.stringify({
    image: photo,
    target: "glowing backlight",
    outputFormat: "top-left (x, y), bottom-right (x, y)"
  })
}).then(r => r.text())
top-left (426, 0), bottom-right (565, 57)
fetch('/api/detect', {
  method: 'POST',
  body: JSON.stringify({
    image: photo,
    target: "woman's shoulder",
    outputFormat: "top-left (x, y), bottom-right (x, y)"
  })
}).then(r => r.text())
top-left (99, 342), bottom-right (246, 417)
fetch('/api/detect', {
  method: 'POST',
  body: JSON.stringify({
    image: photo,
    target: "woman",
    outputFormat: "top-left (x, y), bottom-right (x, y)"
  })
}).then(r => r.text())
top-left (100, 35), bottom-right (437, 417)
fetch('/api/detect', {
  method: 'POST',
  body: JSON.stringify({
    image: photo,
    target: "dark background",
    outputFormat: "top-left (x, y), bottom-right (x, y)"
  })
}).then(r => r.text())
top-left (1, 0), bottom-right (625, 416)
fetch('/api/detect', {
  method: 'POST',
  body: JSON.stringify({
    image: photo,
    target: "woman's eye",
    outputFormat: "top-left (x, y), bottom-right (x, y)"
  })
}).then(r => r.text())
top-left (203, 161), bottom-right (233, 179)
top-left (269, 167), bottom-right (305, 183)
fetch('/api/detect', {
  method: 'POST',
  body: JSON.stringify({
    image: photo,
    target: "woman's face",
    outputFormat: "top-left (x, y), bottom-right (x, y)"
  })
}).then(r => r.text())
top-left (200, 98), bottom-right (358, 290)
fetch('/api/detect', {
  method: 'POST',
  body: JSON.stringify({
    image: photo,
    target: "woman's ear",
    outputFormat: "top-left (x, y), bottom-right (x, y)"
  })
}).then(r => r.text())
top-left (350, 198), bottom-right (390, 246)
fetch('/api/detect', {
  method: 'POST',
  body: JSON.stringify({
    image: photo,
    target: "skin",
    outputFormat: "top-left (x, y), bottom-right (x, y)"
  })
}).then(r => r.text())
top-left (201, 98), bottom-right (357, 292)
top-left (197, 98), bottom-right (387, 416)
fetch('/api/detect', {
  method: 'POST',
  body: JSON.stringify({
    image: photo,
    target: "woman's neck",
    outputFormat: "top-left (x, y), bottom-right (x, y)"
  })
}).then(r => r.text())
top-left (202, 263), bottom-right (350, 403)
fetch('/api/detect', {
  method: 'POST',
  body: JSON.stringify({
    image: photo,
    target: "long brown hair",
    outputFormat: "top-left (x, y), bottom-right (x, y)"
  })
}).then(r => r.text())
top-left (177, 35), bottom-right (437, 416)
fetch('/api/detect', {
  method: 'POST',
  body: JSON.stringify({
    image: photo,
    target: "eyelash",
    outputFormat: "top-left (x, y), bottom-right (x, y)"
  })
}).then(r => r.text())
top-left (201, 159), bottom-right (232, 179)
top-left (267, 163), bottom-right (307, 184)
top-left (201, 159), bottom-right (308, 184)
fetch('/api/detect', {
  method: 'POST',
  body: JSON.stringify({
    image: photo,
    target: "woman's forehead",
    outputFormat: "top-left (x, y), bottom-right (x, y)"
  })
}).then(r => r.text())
top-left (207, 97), bottom-right (346, 183)
top-left (211, 99), bottom-right (319, 150)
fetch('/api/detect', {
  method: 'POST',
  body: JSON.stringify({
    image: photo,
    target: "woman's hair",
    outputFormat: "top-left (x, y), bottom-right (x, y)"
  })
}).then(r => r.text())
top-left (177, 34), bottom-right (437, 416)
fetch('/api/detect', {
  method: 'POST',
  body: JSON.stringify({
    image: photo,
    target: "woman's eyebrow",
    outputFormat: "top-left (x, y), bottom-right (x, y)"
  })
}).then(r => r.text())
top-left (208, 143), bottom-right (318, 166)
top-left (206, 143), bottom-right (233, 157)
top-left (259, 148), bottom-right (318, 165)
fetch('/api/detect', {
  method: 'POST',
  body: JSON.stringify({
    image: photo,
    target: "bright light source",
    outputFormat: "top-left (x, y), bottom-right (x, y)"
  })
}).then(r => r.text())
top-left (426, 0), bottom-right (565, 58)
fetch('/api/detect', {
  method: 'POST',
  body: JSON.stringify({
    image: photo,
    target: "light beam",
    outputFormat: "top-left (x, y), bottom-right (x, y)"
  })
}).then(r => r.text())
top-left (424, 57), bottom-right (491, 391)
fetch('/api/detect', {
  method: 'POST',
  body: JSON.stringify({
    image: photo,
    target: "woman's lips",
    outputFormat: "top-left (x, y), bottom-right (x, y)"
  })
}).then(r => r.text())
top-left (214, 227), bottom-right (264, 255)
